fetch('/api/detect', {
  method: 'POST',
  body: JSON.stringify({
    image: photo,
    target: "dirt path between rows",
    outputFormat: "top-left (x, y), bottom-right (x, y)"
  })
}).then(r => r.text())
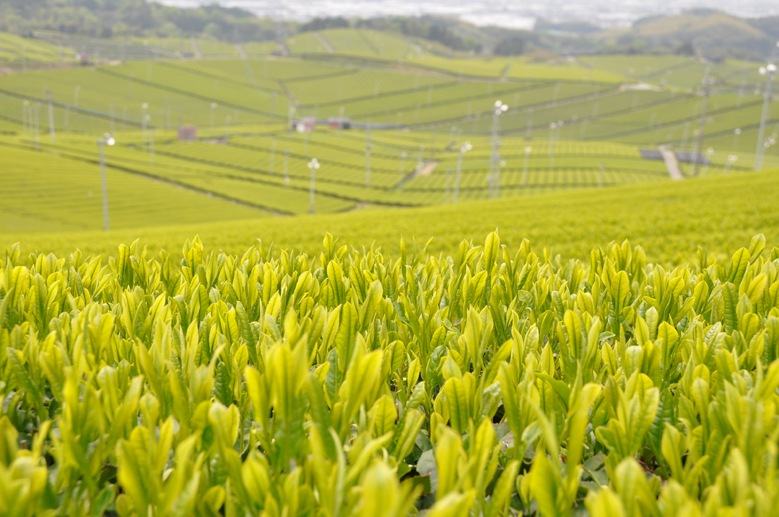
top-left (659, 146), bottom-right (685, 180)
top-left (314, 32), bottom-right (335, 53)
top-left (190, 37), bottom-right (202, 58)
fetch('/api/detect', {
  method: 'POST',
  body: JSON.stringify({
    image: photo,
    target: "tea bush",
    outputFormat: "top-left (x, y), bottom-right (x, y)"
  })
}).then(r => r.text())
top-left (2, 231), bottom-right (779, 516)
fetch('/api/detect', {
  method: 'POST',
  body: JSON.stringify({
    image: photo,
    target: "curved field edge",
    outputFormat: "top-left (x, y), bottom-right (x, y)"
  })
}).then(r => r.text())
top-left (2, 169), bottom-right (777, 265)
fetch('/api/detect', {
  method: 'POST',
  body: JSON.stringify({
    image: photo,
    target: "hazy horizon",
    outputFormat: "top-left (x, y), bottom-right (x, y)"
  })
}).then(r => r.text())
top-left (156, 0), bottom-right (779, 30)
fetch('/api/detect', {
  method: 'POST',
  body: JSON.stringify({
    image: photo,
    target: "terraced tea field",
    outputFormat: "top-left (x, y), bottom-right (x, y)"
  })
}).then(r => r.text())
top-left (0, 143), bottom-right (261, 232)
top-left (0, 32), bottom-right (76, 69)
top-left (3, 26), bottom-right (779, 517)
top-left (0, 29), bottom-right (776, 233)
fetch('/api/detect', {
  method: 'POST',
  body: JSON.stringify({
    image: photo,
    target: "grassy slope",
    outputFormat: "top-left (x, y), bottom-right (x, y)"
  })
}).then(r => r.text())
top-left (2, 169), bottom-right (775, 265)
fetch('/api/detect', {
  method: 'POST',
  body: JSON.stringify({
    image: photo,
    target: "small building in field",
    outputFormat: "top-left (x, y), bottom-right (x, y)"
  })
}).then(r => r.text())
top-left (328, 117), bottom-right (351, 130)
top-left (295, 117), bottom-right (317, 133)
top-left (178, 125), bottom-right (197, 141)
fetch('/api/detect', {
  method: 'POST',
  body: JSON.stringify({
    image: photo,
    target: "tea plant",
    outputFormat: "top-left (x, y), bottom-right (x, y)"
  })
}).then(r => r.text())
top-left (1, 231), bottom-right (779, 516)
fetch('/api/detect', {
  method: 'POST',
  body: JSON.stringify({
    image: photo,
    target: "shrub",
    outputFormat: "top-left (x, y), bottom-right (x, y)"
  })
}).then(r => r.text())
top-left (1, 232), bottom-right (778, 516)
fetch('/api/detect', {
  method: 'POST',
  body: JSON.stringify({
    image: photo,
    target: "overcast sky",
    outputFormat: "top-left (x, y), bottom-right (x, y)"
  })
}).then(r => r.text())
top-left (159, 0), bottom-right (779, 29)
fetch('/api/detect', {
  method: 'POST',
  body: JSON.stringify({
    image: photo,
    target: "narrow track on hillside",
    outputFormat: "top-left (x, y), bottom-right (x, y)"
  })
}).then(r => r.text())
top-left (314, 32), bottom-right (335, 53)
top-left (659, 146), bottom-right (685, 180)
top-left (190, 37), bottom-right (202, 58)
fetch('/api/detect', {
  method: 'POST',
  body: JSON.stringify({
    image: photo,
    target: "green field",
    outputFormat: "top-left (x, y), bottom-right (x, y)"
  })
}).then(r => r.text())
top-left (0, 29), bottom-right (777, 232)
top-left (3, 168), bottom-right (777, 265)
top-left (0, 32), bottom-right (77, 69)
top-left (4, 27), bottom-right (779, 517)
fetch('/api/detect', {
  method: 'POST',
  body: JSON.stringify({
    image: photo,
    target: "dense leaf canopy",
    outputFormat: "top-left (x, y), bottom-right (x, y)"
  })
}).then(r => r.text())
top-left (2, 232), bottom-right (779, 516)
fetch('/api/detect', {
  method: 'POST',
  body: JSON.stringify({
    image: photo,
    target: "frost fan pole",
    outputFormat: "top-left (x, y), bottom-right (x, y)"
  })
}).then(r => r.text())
top-left (755, 63), bottom-right (776, 171)
top-left (453, 141), bottom-right (471, 204)
top-left (693, 66), bottom-right (710, 177)
top-left (47, 90), bottom-right (55, 143)
top-left (97, 133), bottom-right (115, 231)
top-left (365, 126), bottom-right (372, 187)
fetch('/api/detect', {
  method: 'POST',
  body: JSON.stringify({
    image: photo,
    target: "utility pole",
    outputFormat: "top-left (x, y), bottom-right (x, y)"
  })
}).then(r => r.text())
top-left (47, 90), bottom-right (55, 143)
top-left (522, 146), bottom-right (532, 189)
top-left (755, 63), bottom-right (776, 171)
top-left (142, 104), bottom-right (148, 149)
top-left (97, 133), bottom-right (115, 231)
top-left (283, 149), bottom-right (290, 186)
top-left (549, 122), bottom-right (557, 171)
top-left (453, 141), bottom-right (472, 204)
top-left (495, 159), bottom-right (504, 198)
top-left (365, 126), bottom-right (372, 187)
top-left (269, 140), bottom-right (277, 175)
top-left (22, 100), bottom-right (28, 137)
top-left (489, 100), bottom-right (508, 199)
top-left (308, 158), bottom-right (320, 214)
top-left (445, 168), bottom-right (451, 203)
top-left (397, 151), bottom-right (407, 188)
top-left (34, 103), bottom-right (40, 150)
top-left (693, 65), bottom-right (711, 177)
top-left (149, 128), bottom-right (155, 166)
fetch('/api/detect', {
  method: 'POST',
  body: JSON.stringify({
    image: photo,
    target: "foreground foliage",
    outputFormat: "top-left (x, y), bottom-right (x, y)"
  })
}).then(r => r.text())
top-left (2, 232), bottom-right (779, 516)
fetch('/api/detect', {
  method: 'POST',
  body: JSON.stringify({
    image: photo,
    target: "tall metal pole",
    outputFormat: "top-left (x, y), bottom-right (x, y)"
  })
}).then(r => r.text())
top-left (22, 100), bottom-right (28, 136)
top-left (490, 108), bottom-right (498, 198)
top-left (454, 150), bottom-right (464, 204)
top-left (693, 66), bottom-right (711, 177)
top-left (99, 138), bottom-right (110, 231)
top-left (149, 128), bottom-right (155, 166)
top-left (28, 106), bottom-right (33, 146)
top-left (34, 104), bottom-right (40, 150)
top-left (310, 165), bottom-right (315, 214)
top-left (269, 140), bottom-right (276, 174)
top-left (495, 160), bottom-right (503, 198)
top-left (522, 146), bottom-right (531, 189)
top-left (549, 123), bottom-right (556, 171)
top-left (445, 168), bottom-right (451, 203)
top-left (732, 127), bottom-right (742, 151)
top-left (453, 142), bottom-right (470, 204)
top-left (283, 149), bottom-right (290, 186)
top-left (489, 101), bottom-right (507, 198)
top-left (142, 104), bottom-right (148, 150)
top-left (398, 151), bottom-right (406, 187)
top-left (755, 65), bottom-right (775, 171)
top-left (47, 91), bottom-right (55, 143)
top-left (365, 126), bottom-right (372, 187)
top-left (308, 159), bottom-right (319, 214)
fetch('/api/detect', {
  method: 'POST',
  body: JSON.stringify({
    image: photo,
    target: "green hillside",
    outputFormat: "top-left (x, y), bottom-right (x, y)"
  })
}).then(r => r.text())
top-left (600, 9), bottom-right (779, 59)
top-left (0, 39), bottom-right (776, 233)
top-left (0, 32), bottom-right (77, 69)
top-left (3, 11), bottom-right (779, 517)
top-left (3, 168), bottom-right (777, 265)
